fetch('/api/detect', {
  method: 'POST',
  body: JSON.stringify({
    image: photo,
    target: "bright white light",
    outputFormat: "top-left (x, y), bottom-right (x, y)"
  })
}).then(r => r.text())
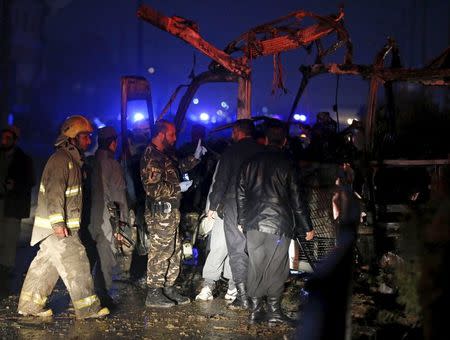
top-left (293, 114), bottom-right (301, 121)
top-left (147, 67), bottom-right (155, 74)
top-left (262, 106), bottom-right (269, 114)
top-left (211, 116), bottom-right (217, 123)
top-left (299, 114), bottom-right (307, 122)
top-left (199, 112), bottom-right (209, 121)
top-left (93, 117), bottom-right (105, 128)
top-left (193, 98), bottom-right (199, 105)
top-left (347, 118), bottom-right (354, 125)
top-left (221, 101), bottom-right (228, 108)
top-left (133, 112), bottom-right (145, 122)
top-left (216, 109), bottom-right (224, 116)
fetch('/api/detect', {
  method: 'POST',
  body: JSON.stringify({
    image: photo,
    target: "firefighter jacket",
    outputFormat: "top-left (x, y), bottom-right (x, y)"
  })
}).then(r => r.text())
top-left (236, 146), bottom-right (313, 238)
top-left (30, 142), bottom-right (84, 246)
top-left (140, 144), bottom-right (199, 204)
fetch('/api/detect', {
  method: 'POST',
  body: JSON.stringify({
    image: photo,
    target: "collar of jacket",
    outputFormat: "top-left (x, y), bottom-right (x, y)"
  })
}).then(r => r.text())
top-left (0, 146), bottom-right (16, 158)
top-left (58, 141), bottom-right (84, 167)
top-left (266, 144), bottom-right (283, 151)
top-left (149, 143), bottom-right (166, 156)
top-left (95, 148), bottom-right (115, 160)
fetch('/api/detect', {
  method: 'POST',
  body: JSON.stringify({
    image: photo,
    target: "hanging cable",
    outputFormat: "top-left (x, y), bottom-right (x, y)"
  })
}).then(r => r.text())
top-left (333, 74), bottom-right (340, 132)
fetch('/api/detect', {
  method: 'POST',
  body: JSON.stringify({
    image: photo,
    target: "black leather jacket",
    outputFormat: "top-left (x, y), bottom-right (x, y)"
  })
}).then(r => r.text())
top-left (237, 146), bottom-right (313, 238)
top-left (209, 138), bottom-right (264, 211)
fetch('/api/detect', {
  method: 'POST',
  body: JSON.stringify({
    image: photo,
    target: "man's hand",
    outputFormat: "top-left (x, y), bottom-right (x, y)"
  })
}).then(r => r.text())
top-left (114, 233), bottom-right (125, 245)
top-left (179, 180), bottom-right (193, 192)
top-left (206, 210), bottom-right (215, 219)
top-left (194, 139), bottom-right (207, 160)
top-left (54, 226), bottom-right (70, 239)
top-left (237, 225), bottom-right (244, 233)
top-left (305, 230), bottom-right (315, 241)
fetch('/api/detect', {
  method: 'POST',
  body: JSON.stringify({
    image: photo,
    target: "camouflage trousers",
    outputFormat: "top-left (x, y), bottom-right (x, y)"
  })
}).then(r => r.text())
top-left (144, 208), bottom-right (181, 288)
top-left (18, 233), bottom-right (101, 318)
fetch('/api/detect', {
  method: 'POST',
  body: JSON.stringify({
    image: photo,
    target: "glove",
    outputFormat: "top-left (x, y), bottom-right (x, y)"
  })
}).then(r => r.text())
top-left (179, 180), bottom-right (193, 192)
top-left (194, 139), bottom-right (207, 160)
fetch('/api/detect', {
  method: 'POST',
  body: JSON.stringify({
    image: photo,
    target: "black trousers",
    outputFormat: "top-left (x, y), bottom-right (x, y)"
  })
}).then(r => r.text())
top-left (223, 198), bottom-right (248, 284)
top-left (246, 230), bottom-right (290, 298)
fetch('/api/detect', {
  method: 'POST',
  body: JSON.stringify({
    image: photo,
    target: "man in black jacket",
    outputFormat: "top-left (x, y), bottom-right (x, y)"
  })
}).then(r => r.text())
top-left (207, 119), bottom-right (264, 309)
top-left (237, 121), bottom-right (314, 325)
top-left (0, 126), bottom-right (34, 275)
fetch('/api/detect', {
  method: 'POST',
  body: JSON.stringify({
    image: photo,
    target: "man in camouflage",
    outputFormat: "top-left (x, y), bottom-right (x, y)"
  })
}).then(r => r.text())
top-left (140, 120), bottom-right (206, 308)
top-left (17, 115), bottom-right (109, 319)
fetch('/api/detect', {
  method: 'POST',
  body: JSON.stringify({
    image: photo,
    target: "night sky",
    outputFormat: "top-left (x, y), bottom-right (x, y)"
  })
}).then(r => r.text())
top-left (39, 0), bottom-right (449, 139)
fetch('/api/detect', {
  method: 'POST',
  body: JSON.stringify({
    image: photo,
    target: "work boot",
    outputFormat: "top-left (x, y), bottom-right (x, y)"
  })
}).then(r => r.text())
top-left (80, 307), bottom-right (110, 319)
top-left (145, 288), bottom-right (175, 308)
top-left (228, 282), bottom-right (250, 310)
top-left (163, 286), bottom-right (190, 305)
top-left (18, 309), bottom-right (53, 318)
top-left (249, 297), bottom-right (266, 324)
top-left (266, 296), bottom-right (295, 327)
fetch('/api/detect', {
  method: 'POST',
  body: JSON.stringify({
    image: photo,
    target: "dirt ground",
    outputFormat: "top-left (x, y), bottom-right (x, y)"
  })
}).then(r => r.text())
top-left (0, 225), bottom-right (421, 339)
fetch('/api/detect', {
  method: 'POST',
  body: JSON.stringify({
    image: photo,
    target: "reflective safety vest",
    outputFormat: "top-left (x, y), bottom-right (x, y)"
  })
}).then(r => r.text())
top-left (30, 143), bottom-right (84, 246)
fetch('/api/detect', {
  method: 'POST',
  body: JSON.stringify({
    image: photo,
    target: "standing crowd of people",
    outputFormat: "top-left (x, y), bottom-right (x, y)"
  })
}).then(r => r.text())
top-left (1, 114), bottom-right (320, 325)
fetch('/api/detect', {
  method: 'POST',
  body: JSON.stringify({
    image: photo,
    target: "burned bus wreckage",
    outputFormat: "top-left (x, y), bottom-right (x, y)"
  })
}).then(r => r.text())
top-left (128, 4), bottom-right (449, 337)
top-left (134, 2), bottom-right (449, 257)
top-left (1, 3), bottom-right (449, 339)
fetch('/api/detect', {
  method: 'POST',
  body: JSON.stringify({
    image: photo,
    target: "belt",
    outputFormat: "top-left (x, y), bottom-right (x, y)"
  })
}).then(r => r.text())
top-left (147, 198), bottom-right (180, 214)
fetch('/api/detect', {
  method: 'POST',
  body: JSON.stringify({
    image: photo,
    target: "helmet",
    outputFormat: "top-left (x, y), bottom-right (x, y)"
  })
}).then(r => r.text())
top-left (60, 115), bottom-right (93, 138)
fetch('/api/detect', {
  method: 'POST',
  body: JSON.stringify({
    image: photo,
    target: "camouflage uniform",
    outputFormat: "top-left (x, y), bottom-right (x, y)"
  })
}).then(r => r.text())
top-left (18, 142), bottom-right (101, 318)
top-left (140, 144), bottom-right (198, 288)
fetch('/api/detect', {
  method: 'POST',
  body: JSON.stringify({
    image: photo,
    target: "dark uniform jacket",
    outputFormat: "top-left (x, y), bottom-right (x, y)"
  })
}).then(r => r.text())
top-left (237, 146), bottom-right (313, 238)
top-left (0, 147), bottom-right (34, 219)
top-left (208, 138), bottom-right (264, 212)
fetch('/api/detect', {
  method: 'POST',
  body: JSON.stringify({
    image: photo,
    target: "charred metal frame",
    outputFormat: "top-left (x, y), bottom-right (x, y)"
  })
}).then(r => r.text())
top-left (137, 4), bottom-right (450, 154)
top-left (290, 41), bottom-right (450, 152)
top-left (137, 5), bottom-right (350, 130)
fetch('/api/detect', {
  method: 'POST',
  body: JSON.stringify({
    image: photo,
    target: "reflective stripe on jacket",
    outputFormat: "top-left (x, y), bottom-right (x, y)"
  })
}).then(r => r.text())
top-left (30, 143), bottom-right (84, 246)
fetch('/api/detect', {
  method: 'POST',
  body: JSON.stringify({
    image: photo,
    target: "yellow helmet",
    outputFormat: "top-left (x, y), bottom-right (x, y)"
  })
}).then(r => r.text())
top-left (60, 115), bottom-right (93, 138)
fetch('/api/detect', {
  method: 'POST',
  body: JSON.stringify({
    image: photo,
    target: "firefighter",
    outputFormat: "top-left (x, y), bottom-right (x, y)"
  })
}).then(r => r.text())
top-left (17, 115), bottom-right (109, 319)
top-left (140, 120), bottom-right (205, 308)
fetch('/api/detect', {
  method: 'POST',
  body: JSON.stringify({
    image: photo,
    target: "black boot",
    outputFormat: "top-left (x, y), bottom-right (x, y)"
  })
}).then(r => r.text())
top-left (163, 286), bottom-right (190, 305)
top-left (266, 296), bottom-right (295, 326)
top-left (229, 282), bottom-right (250, 310)
top-left (145, 288), bottom-right (175, 308)
top-left (249, 297), bottom-right (266, 324)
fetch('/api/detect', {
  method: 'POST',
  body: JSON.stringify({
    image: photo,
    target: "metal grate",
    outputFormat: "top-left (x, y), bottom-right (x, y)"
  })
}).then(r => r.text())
top-left (296, 164), bottom-right (337, 269)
